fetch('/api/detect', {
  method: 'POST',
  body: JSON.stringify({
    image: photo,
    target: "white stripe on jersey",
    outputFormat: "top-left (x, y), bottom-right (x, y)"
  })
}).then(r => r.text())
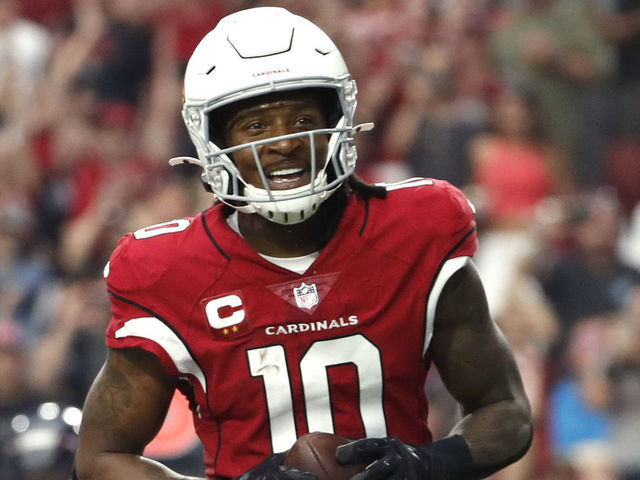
top-left (423, 256), bottom-right (471, 356)
top-left (115, 317), bottom-right (207, 394)
top-left (376, 177), bottom-right (435, 191)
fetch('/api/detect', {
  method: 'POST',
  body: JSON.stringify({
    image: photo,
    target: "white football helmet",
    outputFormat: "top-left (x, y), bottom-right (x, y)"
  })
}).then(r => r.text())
top-left (171, 7), bottom-right (373, 224)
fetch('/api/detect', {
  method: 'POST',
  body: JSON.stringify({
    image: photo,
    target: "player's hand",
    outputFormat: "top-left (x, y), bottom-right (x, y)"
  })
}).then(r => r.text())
top-left (336, 437), bottom-right (433, 480)
top-left (235, 452), bottom-right (318, 480)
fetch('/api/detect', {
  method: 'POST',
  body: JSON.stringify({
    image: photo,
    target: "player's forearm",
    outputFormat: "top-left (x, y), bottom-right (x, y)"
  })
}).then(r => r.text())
top-left (448, 397), bottom-right (533, 477)
top-left (75, 452), bottom-right (204, 480)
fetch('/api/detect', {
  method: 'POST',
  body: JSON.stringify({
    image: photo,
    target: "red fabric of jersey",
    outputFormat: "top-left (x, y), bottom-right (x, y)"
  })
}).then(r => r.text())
top-left (104, 178), bottom-right (477, 478)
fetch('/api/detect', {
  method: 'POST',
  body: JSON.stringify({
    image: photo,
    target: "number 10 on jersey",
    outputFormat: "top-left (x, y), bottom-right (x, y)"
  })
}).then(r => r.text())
top-left (246, 334), bottom-right (388, 452)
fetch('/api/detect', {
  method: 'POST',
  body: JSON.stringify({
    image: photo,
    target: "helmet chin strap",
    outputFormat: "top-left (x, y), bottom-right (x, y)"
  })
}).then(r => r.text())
top-left (240, 171), bottom-right (333, 225)
top-left (168, 156), bottom-right (202, 166)
top-left (167, 157), bottom-right (334, 224)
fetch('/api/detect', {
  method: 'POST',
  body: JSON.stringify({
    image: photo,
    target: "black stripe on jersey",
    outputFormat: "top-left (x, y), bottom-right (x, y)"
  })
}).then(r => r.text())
top-left (359, 198), bottom-right (370, 237)
top-left (213, 416), bottom-right (223, 477)
top-left (421, 224), bottom-right (477, 356)
top-left (201, 209), bottom-right (230, 261)
top-left (106, 289), bottom-right (213, 415)
top-left (444, 225), bottom-right (477, 263)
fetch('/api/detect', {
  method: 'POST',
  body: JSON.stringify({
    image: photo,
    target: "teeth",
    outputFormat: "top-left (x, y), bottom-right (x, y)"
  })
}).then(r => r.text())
top-left (269, 168), bottom-right (304, 177)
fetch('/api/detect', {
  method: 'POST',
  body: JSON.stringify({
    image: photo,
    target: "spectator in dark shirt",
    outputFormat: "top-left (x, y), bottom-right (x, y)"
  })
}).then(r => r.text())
top-left (541, 190), bottom-right (640, 330)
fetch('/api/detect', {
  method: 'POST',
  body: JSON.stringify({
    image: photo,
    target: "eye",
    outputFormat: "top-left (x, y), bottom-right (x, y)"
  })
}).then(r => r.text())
top-left (295, 116), bottom-right (318, 128)
top-left (247, 121), bottom-right (264, 130)
top-left (238, 120), bottom-right (267, 137)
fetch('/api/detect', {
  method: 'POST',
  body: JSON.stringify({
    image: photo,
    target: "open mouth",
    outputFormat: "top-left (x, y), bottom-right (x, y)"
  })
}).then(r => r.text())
top-left (266, 166), bottom-right (309, 190)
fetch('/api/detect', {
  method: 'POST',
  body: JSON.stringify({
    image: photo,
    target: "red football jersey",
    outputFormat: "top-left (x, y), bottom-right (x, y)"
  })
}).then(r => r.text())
top-left (104, 178), bottom-right (477, 478)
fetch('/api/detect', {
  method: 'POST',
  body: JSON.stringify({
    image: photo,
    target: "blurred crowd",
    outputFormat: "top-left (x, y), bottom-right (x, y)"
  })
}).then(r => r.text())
top-left (0, 0), bottom-right (639, 479)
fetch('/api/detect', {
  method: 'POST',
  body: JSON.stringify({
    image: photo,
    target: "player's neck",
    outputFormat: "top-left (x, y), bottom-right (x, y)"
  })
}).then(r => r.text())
top-left (237, 188), bottom-right (348, 258)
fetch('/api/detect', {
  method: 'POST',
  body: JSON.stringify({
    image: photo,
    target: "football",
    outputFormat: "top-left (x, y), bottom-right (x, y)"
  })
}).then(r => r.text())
top-left (283, 432), bottom-right (366, 480)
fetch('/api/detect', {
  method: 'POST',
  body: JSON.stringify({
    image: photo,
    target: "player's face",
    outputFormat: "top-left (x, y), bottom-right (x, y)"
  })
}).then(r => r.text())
top-left (223, 91), bottom-right (329, 191)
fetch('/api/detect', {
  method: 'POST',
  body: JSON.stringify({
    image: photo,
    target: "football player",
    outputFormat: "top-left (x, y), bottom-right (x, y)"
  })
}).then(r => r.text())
top-left (75, 7), bottom-right (532, 480)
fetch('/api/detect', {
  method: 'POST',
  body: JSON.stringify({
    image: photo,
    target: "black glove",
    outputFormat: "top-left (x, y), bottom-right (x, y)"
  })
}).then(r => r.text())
top-left (235, 452), bottom-right (318, 480)
top-left (336, 437), bottom-right (436, 480)
top-left (337, 436), bottom-right (476, 480)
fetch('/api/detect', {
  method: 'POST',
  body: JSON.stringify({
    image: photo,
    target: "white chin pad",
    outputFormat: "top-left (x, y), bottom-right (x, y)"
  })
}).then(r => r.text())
top-left (242, 172), bottom-right (331, 224)
top-left (254, 191), bottom-right (330, 224)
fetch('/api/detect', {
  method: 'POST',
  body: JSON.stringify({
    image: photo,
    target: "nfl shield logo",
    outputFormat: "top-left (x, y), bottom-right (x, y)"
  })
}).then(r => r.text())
top-left (293, 282), bottom-right (319, 309)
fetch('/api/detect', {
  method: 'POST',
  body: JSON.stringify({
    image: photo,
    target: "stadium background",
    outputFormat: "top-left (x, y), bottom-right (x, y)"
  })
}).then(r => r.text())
top-left (1, 0), bottom-right (639, 478)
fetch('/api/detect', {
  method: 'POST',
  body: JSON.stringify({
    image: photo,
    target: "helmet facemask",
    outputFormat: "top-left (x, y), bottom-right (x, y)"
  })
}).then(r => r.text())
top-left (172, 7), bottom-right (373, 224)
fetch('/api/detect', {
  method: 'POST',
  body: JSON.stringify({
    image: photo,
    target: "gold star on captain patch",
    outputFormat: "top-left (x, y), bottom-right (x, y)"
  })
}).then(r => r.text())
top-left (223, 328), bottom-right (229, 335)
top-left (232, 326), bottom-right (239, 333)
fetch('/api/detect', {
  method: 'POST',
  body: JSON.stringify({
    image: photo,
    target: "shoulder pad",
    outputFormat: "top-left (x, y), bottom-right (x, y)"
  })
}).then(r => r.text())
top-left (380, 177), bottom-right (476, 235)
top-left (104, 218), bottom-right (193, 295)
